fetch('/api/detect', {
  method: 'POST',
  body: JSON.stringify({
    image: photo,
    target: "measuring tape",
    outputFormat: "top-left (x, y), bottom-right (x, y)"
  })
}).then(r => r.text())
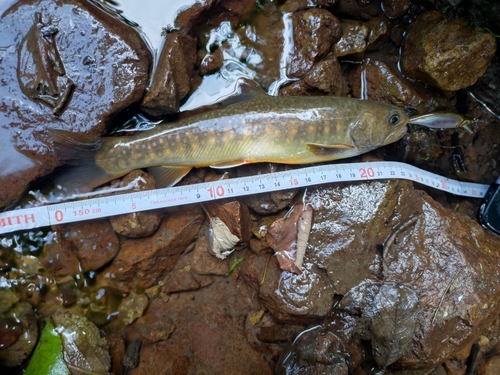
top-left (0, 161), bottom-right (489, 235)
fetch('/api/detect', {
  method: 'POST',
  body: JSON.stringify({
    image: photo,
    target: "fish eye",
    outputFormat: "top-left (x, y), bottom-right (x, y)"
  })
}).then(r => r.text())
top-left (389, 113), bottom-right (400, 125)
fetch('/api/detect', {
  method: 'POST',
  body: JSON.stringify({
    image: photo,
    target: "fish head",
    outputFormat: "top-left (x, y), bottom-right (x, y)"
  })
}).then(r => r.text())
top-left (350, 103), bottom-right (408, 151)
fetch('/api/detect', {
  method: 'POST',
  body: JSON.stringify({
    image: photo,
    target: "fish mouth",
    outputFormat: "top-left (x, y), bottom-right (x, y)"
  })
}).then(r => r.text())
top-left (385, 125), bottom-right (408, 144)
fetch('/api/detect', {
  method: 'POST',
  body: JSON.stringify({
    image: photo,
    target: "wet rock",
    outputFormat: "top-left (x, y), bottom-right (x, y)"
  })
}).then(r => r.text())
top-left (123, 339), bottom-right (142, 374)
top-left (58, 279), bottom-right (78, 307)
top-left (110, 170), bottom-right (163, 238)
top-left (126, 299), bottom-right (176, 343)
top-left (335, 0), bottom-right (383, 20)
top-left (304, 57), bottom-right (349, 96)
top-left (278, 80), bottom-right (314, 96)
top-left (0, 301), bottom-right (38, 367)
top-left (238, 164), bottom-right (299, 215)
top-left (400, 11), bottom-right (497, 91)
top-left (40, 230), bottom-right (79, 277)
top-left (0, 318), bottom-right (22, 349)
top-left (129, 277), bottom-right (272, 375)
top-left (309, 179), bottom-right (500, 368)
top-left (257, 324), bottom-right (304, 343)
top-left (199, 48), bottom-right (224, 75)
top-left (349, 56), bottom-right (447, 113)
top-left (0, 0), bottom-right (151, 208)
top-left (61, 219), bottom-right (120, 272)
top-left (101, 206), bottom-right (204, 291)
top-left (161, 268), bottom-right (201, 295)
top-left (240, 250), bottom-right (334, 323)
top-left (468, 57), bottom-right (500, 119)
top-left (117, 292), bottom-right (149, 326)
top-left (280, 0), bottom-right (338, 13)
top-left (187, 229), bottom-right (230, 276)
top-left (485, 357), bottom-right (500, 375)
top-left (382, 0), bottom-right (411, 19)
top-left (242, 178), bottom-right (500, 367)
top-left (276, 313), bottom-right (359, 373)
top-left (288, 9), bottom-right (342, 78)
top-left (333, 19), bottom-right (368, 60)
top-left (175, 0), bottom-right (257, 36)
top-left (141, 32), bottom-right (197, 116)
top-left (107, 334), bottom-right (126, 375)
top-left (249, 237), bottom-right (272, 256)
top-left (366, 17), bottom-right (391, 51)
top-left (203, 199), bottom-right (252, 242)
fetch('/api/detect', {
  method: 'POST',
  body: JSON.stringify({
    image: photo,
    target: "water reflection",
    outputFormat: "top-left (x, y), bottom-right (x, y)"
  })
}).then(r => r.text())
top-left (90, 0), bottom-right (200, 52)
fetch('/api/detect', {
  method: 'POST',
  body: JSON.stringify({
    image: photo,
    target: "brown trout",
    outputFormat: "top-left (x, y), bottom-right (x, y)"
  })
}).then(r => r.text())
top-left (52, 96), bottom-right (408, 192)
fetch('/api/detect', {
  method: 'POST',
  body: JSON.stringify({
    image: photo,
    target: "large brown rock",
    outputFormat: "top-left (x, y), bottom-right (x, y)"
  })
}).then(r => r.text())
top-left (141, 32), bottom-right (197, 116)
top-left (60, 219), bottom-right (120, 272)
top-left (288, 9), bottom-right (342, 78)
top-left (333, 19), bottom-right (368, 59)
top-left (101, 206), bottom-right (204, 291)
top-left (242, 179), bottom-right (500, 368)
top-left (401, 11), bottom-right (497, 91)
top-left (0, 301), bottom-right (38, 367)
top-left (0, 0), bottom-right (151, 208)
top-left (127, 277), bottom-right (272, 375)
top-left (175, 0), bottom-right (257, 36)
top-left (349, 56), bottom-right (449, 113)
top-left (382, 0), bottom-right (411, 19)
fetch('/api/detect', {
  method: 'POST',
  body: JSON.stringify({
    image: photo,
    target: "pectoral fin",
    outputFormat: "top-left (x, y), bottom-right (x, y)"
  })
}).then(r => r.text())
top-left (148, 166), bottom-right (192, 187)
top-left (306, 143), bottom-right (356, 157)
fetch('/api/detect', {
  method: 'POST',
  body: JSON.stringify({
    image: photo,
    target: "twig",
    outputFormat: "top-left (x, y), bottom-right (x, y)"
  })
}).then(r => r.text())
top-left (260, 254), bottom-right (272, 285)
top-left (432, 266), bottom-right (466, 325)
top-left (382, 212), bottom-right (421, 275)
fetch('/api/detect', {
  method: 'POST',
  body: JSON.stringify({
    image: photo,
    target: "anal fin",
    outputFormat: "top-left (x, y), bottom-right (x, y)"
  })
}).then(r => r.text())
top-left (306, 143), bottom-right (356, 157)
top-left (209, 159), bottom-right (247, 169)
top-left (148, 166), bottom-right (192, 187)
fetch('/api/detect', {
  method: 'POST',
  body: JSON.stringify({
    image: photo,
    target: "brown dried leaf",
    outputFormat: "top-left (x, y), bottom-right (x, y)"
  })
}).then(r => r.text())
top-left (295, 205), bottom-right (313, 271)
top-left (266, 204), bottom-right (305, 274)
top-left (368, 282), bottom-right (419, 367)
top-left (51, 312), bottom-right (111, 375)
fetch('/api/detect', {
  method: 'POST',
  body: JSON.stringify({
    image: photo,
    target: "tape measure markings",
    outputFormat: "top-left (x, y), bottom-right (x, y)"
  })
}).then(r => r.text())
top-left (0, 161), bottom-right (489, 235)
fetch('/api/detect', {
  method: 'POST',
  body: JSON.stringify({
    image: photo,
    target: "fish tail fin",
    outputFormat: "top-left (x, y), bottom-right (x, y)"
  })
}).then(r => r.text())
top-left (49, 129), bottom-right (117, 193)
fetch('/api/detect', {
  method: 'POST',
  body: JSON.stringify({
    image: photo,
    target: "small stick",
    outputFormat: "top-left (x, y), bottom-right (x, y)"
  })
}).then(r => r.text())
top-left (294, 205), bottom-right (313, 271)
top-left (382, 212), bottom-right (421, 275)
top-left (432, 266), bottom-right (466, 325)
top-left (260, 254), bottom-right (272, 285)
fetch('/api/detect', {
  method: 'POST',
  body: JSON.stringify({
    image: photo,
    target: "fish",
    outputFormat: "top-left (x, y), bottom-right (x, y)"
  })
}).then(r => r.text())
top-left (408, 113), bottom-right (475, 134)
top-left (51, 96), bottom-right (409, 192)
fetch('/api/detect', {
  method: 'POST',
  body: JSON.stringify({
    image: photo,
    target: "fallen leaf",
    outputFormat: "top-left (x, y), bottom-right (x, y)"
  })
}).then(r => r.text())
top-left (295, 205), bottom-right (313, 271)
top-left (52, 312), bottom-right (111, 375)
top-left (226, 257), bottom-right (244, 276)
top-left (367, 282), bottom-right (419, 367)
top-left (24, 318), bottom-right (69, 375)
top-left (266, 204), bottom-right (304, 274)
top-left (206, 216), bottom-right (240, 259)
top-left (203, 200), bottom-right (252, 241)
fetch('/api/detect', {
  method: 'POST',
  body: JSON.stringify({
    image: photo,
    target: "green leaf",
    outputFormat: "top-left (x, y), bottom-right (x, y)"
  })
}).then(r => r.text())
top-left (25, 318), bottom-right (70, 375)
top-left (226, 257), bottom-right (244, 276)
